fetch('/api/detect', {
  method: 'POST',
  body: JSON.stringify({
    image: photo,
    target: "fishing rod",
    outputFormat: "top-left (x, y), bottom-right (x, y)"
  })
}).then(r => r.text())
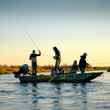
top-left (25, 32), bottom-right (39, 51)
top-left (25, 32), bottom-right (51, 58)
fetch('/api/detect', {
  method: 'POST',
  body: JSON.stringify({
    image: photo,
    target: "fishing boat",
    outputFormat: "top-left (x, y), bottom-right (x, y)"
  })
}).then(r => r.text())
top-left (14, 71), bottom-right (103, 83)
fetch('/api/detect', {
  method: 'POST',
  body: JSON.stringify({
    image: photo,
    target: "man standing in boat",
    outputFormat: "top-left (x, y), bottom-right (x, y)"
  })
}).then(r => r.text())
top-left (53, 46), bottom-right (61, 70)
top-left (29, 50), bottom-right (41, 75)
top-left (79, 53), bottom-right (88, 73)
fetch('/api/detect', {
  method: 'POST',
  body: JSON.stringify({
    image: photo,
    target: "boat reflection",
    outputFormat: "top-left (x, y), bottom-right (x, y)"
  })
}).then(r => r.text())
top-left (30, 83), bottom-right (88, 110)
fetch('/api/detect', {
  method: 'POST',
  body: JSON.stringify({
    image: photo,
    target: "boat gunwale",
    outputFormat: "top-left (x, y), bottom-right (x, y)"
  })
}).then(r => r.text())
top-left (18, 72), bottom-right (103, 83)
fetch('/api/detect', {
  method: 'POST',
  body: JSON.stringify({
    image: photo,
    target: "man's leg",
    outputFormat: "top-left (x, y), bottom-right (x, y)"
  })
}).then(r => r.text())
top-left (56, 58), bottom-right (61, 69)
top-left (80, 68), bottom-right (85, 73)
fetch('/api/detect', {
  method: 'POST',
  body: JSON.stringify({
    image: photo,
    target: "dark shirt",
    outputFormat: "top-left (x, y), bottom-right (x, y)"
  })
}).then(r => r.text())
top-left (79, 56), bottom-right (87, 69)
top-left (55, 49), bottom-right (60, 56)
top-left (54, 49), bottom-right (60, 60)
top-left (29, 53), bottom-right (40, 63)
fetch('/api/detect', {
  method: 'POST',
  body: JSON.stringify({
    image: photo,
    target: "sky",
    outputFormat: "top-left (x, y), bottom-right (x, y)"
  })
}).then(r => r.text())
top-left (0, 0), bottom-right (110, 66)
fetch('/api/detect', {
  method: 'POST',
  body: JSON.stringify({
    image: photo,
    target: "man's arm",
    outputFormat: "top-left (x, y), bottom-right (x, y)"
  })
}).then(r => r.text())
top-left (37, 50), bottom-right (41, 56)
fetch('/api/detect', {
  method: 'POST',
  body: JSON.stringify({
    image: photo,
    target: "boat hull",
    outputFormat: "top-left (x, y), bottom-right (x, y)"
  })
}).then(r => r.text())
top-left (17, 72), bottom-right (103, 83)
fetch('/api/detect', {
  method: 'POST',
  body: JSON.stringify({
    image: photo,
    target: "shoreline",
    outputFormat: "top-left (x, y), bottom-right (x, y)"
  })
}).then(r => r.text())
top-left (0, 65), bottom-right (109, 74)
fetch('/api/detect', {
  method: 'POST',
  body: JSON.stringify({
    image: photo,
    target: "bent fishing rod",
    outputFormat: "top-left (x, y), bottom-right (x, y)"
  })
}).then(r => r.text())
top-left (26, 32), bottom-right (39, 51)
top-left (25, 32), bottom-right (51, 57)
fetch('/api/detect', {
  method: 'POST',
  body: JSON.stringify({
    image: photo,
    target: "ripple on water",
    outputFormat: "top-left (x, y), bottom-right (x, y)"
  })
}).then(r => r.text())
top-left (0, 73), bottom-right (110, 110)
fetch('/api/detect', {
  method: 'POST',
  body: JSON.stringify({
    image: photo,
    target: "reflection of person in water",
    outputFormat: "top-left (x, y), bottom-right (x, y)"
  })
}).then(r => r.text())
top-left (80, 83), bottom-right (87, 110)
top-left (31, 84), bottom-right (39, 110)
top-left (52, 84), bottom-right (61, 110)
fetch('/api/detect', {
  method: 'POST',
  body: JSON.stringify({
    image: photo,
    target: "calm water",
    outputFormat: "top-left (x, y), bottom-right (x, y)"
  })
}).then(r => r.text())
top-left (0, 72), bottom-right (110, 110)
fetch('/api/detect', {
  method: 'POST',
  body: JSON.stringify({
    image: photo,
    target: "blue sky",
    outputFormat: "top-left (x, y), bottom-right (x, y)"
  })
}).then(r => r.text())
top-left (0, 0), bottom-right (110, 66)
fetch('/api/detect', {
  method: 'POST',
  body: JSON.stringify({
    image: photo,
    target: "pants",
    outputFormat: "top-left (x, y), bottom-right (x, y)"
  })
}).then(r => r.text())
top-left (55, 57), bottom-right (61, 69)
top-left (32, 62), bottom-right (37, 74)
top-left (79, 68), bottom-right (85, 73)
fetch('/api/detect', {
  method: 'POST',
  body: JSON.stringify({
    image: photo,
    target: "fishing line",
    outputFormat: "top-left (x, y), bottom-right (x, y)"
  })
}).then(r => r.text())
top-left (25, 32), bottom-right (51, 58)
top-left (25, 32), bottom-right (39, 50)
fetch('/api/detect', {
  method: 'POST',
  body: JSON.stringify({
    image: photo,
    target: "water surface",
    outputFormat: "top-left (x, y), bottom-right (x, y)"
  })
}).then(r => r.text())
top-left (0, 72), bottom-right (110, 110)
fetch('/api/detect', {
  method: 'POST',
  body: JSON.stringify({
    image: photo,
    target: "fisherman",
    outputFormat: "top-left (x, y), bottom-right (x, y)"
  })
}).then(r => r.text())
top-left (13, 64), bottom-right (29, 78)
top-left (79, 53), bottom-right (87, 73)
top-left (19, 64), bottom-right (29, 75)
top-left (70, 60), bottom-right (78, 73)
top-left (29, 50), bottom-right (41, 75)
top-left (53, 46), bottom-right (61, 70)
